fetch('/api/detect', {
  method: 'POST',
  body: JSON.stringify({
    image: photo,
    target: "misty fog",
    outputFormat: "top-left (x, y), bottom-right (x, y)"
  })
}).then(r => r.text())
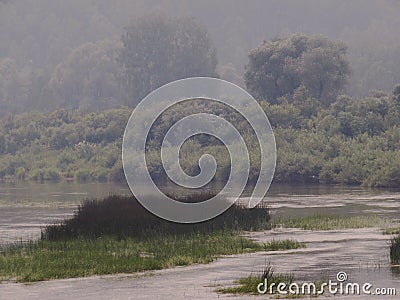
top-left (1, 0), bottom-right (400, 114)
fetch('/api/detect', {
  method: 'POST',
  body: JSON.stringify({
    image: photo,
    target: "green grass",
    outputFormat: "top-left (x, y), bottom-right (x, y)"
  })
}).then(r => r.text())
top-left (272, 215), bottom-right (388, 231)
top-left (0, 235), bottom-right (307, 282)
top-left (263, 239), bottom-right (306, 251)
top-left (0, 232), bottom-right (263, 282)
top-left (217, 264), bottom-right (293, 295)
top-left (218, 264), bottom-right (325, 297)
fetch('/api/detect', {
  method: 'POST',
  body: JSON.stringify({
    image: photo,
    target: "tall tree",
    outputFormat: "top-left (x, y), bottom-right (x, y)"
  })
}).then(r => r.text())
top-left (49, 40), bottom-right (123, 111)
top-left (119, 13), bottom-right (218, 106)
top-left (244, 34), bottom-right (350, 105)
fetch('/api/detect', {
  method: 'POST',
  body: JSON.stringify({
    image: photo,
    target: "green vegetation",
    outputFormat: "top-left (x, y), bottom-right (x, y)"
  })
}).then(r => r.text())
top-left (245, 34), bottom-right (350, 105)
top-left (218, 264), bottom-right (327, 297)
top-left (390, 235), bottom-right (400, 265)
top-left (0, 232), bottom-right (262, 282)
top-left (217, 264), bottom-right (294, 295)
top-left (2, 86), bottom-right (400, 188)
top-left (120, 13), bottom-right (218, 106)
top-left (41, 194), bottom-right (271, 240)
top-left (272, 215), bottom-right (388, 231)
top-left (0, 235), bottom-right (307, 283)
top-left (0, 109), bottom-right (129, 183)
top-left (1, 10), bottom-right (400, 187)
top-left (263, 240), bottom-right (305, 251)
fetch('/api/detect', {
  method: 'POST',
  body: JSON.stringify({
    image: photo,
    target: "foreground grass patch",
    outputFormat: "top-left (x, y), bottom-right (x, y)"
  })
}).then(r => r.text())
top-left (0, 236), bottom-right (306, 282)
top-left (0, 232), bottom-right (263, 282)
top-left (218, 264), bottom-right (324, 297)
top-left (272, 215), bottom-right (388, 231)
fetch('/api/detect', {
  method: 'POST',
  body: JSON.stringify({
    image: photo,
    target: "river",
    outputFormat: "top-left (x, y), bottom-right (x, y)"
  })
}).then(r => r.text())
top-left (0, 182), bottom-right (399, 299)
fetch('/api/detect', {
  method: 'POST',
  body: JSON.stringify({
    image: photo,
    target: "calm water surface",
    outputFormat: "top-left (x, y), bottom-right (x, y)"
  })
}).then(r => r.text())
top-left (0, 182), bottom-right (132, 244)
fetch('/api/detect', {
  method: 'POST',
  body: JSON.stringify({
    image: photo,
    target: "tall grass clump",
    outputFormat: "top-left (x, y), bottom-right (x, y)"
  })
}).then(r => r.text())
top-left (263, 239), bottom-right (305, 251)
top-left (217, 264), bottom-right (293, 294)
top-left (41, 194), bottom-right (270, 240)
top-left (390, 234), bottom-right (400, 265)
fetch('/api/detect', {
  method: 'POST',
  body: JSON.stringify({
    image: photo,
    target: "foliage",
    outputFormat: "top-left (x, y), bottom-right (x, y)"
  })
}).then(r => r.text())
top-left (0, 108), bottom-right (129, 182)
top-left (1, 85), bottom-right (400, 187)
top-left (2, 1), bottom-right (400, 114)
top-left (245, 34), bottom-right (350, 105)
top-left (49, 40), bottom-right (124, 110)
top-left (119, 13), bottom-right (218, 106)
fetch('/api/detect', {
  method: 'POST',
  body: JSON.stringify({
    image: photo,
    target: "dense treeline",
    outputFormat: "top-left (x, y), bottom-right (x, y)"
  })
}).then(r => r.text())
top-left (0, 109), bottom-right (129, 183)
top-left (1, 85), bottom-right (400, 187)
top-left (270, 90), bottom-right (400, 187)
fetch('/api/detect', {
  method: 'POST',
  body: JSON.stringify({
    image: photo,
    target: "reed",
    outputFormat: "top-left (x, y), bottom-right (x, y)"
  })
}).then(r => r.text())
top-left (217, 263), bottom-right (293, 294)
top-left (41, 194), bottom-right (270, 240)
top-left (272, 215), bottom-right (387, 231)
top-left (390, 234), bottom-right (400, 265)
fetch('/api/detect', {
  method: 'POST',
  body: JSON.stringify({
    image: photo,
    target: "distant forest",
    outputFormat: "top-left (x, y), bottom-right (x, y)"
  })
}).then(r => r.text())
top-left (1, 0), bottom-right (400, 114)
top-left (1, 1), bottom-right (400, 187)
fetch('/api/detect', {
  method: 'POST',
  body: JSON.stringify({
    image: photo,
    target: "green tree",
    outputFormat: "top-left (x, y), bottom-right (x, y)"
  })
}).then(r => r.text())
top-left (244, 34), bottom-right (350, 105)
top-left (49, 40), bottom-right (123, 110)
top-left (119, 13), bottom-right (218, 106)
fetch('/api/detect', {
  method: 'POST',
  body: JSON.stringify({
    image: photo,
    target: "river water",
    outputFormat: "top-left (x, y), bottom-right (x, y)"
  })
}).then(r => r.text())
top-left (0, 182), bottom-right (399, 299)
